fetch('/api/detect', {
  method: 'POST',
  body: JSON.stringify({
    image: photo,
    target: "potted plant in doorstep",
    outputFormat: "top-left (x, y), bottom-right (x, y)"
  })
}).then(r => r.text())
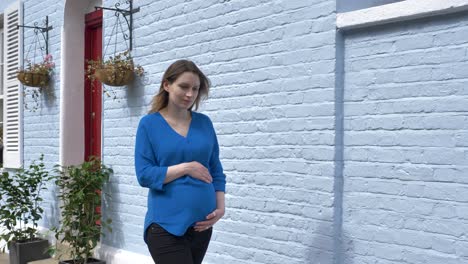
top-left (52, 157), bottom-right (113, 264)
top-left (0, 154), bottom-right (53, 264)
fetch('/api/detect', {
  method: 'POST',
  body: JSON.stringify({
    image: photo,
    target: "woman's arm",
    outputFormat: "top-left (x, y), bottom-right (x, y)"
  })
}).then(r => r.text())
top-left (216, 191), bottom-right (225, 213)
top-left (165, 162), bottom-right (212, 184)
top-left (194, 191), bottom-right (225, 232)
top-left (135, 120), bottom-right (168, 191)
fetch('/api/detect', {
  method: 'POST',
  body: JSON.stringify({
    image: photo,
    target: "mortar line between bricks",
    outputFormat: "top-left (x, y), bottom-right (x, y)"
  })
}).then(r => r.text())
top-left (346, 61), bottom-right (468, 74)
top-left (345, 237), bottom-right (460, 258)
top-left (215, 227), bottom-right (328, 248)
top-left (209, 240), bottom-right (307, 262)
top-left (344, 128), bottom-right (468, 133)
top-left (333, 29), bottom-right (345, 264)
top-left (226, 195), bottom-right (334, 208)
top-left (345, 111), bottom-right (468, 117)
top-left (346, 175), bottom-right (468, 186)
top-left (226, 184), bottom-right (334, 195)
top-left (344, 21), bottom-right (468, 46)
top-left (144, 12), bottom-right (335, 52)
top-left (143, 1), bottom-right (333, 36)
top-left (226, 207), bottom-right (335, 221)
top-left (214, 231), bottom-right (333, 255)
top-left (345, 94), bottom-right (468, 103)
top-left (347, 222), bottom-right (465, 240)
top-left (208, 87), bottom-right (336, 102)
top-left (347, 44), bottom-right (468, 62)
top-left (346, 160), bottom-right (468, 168)
top-left (346, 191), bottom-right (468, 204)
top-left (344, 144), bottom-right (468, 149)
top-left (346, 78), bottom-right (468, 88)
top-left (203, 44), bottom-right (336, 67)
top-left (348, 208), bottom-right (468, 225)
top-left (347, 38), bottom-right (468, 60)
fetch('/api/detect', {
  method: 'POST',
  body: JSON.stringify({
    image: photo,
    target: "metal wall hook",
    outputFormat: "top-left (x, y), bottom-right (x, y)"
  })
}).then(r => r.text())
top-left (95, 0), bottom-right (140, 50)
top-left (17, 16), bottom-right (53, 54)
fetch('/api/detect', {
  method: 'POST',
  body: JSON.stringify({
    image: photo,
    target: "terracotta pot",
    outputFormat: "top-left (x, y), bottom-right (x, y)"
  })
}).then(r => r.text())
top-left (94, 68), bottom-right (134, 86)
top-left (17, 72), bottom-right (49, 87)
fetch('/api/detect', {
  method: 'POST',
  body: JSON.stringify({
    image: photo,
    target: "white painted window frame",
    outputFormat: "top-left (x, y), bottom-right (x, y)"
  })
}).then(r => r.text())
top-left (337, 0), bottom-right (468, 30)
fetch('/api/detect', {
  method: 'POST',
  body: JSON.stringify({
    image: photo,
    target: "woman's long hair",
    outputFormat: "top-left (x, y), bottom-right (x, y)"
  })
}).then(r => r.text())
top-left (149, 60), bottom-right (211, 113)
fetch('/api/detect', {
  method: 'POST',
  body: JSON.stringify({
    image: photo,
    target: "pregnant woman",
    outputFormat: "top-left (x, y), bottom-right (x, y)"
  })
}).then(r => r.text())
top-left (134, 60), bottom-right (226, 264)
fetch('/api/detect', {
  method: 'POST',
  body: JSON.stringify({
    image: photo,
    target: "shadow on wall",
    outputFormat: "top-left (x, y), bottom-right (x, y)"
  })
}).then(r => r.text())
top-left (126, 72), bottom-right (148, 115)
top-left (43, 74), bottom-right (57, 109)
top-left (43, 182), bottom-right (60, 235)
top-left (341, 231), bottom-right (355, 264)
top-left (100, 179), bottom-right (125, 249)
top-left (306, 221), bottom-right (354, 264)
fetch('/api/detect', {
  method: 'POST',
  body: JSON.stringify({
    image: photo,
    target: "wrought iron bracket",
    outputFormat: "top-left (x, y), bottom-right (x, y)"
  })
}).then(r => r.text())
top-left (17, 16), bottom-right (53, 54)
top-left (95, 0), bottom-right (140, 50)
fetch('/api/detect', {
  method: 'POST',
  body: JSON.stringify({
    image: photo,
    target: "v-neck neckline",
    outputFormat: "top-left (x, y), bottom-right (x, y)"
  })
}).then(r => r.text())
top-left (157, 111), bottom-right (194, 139)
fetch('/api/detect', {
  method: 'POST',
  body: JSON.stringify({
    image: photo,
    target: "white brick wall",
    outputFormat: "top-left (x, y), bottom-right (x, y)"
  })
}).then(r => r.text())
top-left (17, 0), bottom-right (468, 263)
top-left (343, 11), bottom-right (468, 264)
top-left (101, 0), bottom-right (338, 263)
top-left (22, 0), bottom-right (64, 229)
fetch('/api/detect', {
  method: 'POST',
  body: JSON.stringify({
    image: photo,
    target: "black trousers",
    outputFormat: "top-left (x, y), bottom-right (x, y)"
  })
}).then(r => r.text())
top-left (146, 223), bottom-right (212, 264)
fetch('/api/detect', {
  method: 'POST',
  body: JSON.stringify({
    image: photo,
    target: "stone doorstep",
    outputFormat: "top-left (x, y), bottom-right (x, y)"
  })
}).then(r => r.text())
top-left (0, 253), bottom-right (8, 264)
top-left (1, 242), bottom-right (103, 264)
top-left (29, 242), bottom-right (72, 264)
top-left (28, 258), bottom-right (58, 264)
top-left (0, 242), bottom-right (74, 264)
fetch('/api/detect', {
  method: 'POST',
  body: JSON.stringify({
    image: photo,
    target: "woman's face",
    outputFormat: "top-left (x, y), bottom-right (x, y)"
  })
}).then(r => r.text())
top-left (164, 72), bottom-right (200, 110)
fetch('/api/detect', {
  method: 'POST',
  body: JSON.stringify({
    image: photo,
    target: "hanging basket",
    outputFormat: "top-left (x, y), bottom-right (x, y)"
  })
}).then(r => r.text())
top-left (94, 67), bottom-right (134, 87)
top-left (17, 71), bottom-right (49, 88)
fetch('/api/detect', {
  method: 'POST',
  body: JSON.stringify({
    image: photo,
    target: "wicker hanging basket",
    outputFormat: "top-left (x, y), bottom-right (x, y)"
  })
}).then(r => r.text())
top-left (94, 67), bottom-right (134, 87)
top-left (17, 71), bottom-right (49, 88)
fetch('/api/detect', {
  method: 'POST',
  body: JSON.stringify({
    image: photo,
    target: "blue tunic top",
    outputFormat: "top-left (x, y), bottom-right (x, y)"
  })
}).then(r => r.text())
top-left (134, 111), bottom-right (226, 240)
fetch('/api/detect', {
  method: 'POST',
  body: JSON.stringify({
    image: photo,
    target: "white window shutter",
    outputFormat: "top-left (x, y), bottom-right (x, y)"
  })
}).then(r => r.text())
top-left (3, 1), bottom-right (23, 168)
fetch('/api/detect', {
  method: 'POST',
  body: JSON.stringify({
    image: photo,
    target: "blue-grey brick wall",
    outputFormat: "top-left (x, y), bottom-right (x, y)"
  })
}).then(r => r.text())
top-left (342, 12), bottom-right (468, 264)
top-left (22, 0), bottom-right (63, 229)
top-left (101, 1), bottom-right (338, 263)
top-left (16, 0), bottom-right (468, 263)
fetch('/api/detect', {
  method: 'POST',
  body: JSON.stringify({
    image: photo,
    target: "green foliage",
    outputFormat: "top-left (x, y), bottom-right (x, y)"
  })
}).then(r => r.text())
top-left (0, 154), bottom-right (53, 252)
top-left (52, 158), bottom-right (113, 264)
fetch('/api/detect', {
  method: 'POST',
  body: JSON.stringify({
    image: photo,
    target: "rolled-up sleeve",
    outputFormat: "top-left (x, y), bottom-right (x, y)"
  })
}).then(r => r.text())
top-left (135, 120), bottom-right (168, 191)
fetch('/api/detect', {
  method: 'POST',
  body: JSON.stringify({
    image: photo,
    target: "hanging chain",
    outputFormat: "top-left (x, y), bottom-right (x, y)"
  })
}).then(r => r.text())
top-left (97, 0), bottom-right (139, 58)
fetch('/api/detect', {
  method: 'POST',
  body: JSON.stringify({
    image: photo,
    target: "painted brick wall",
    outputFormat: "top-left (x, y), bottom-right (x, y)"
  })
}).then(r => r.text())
top-left (101, 0), bottom-right (338, 263)
top-left (18, 0), bottom-right (468, 263)
top-left (342, 12), bottom-right (468, 264)
top-left (22, 0), bottom-right (63, 229)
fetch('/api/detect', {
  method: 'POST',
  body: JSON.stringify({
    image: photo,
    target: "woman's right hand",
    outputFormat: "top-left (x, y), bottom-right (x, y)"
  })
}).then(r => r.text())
top-left (186, 161), bottom-right (212, 183)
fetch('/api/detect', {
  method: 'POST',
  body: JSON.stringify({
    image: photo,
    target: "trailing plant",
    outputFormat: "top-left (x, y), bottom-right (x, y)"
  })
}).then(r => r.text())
top-left (52, 158), bottom-right (113, 264)
top-left (86, 50), bottom-right (144, 99)
top-left (0, 154), bottom-right (53, 252)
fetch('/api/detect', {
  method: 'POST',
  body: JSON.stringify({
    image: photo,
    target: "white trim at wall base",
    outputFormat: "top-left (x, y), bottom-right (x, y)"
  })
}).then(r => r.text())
top-left (337, 0), bottom-right (468, 30)
top-left (36, 226), bottom-right (154, 264)
top-left (95, 245), bottom-right (154, 264)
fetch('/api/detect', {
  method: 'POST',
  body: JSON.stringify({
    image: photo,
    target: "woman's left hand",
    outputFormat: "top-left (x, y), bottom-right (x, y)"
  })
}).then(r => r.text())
top-left (194, 208), bottom-right (225, 232)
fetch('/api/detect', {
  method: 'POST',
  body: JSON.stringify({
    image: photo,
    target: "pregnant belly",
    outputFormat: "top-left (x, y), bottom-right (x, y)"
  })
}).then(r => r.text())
top-left (154, 176), bottom-right (217, 223)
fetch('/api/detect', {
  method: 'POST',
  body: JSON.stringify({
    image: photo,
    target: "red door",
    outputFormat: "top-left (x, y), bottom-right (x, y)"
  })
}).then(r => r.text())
top-left (84, 10), bottom-right (103, 225)
top-left (84, 10), bottom-right (103, 161)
